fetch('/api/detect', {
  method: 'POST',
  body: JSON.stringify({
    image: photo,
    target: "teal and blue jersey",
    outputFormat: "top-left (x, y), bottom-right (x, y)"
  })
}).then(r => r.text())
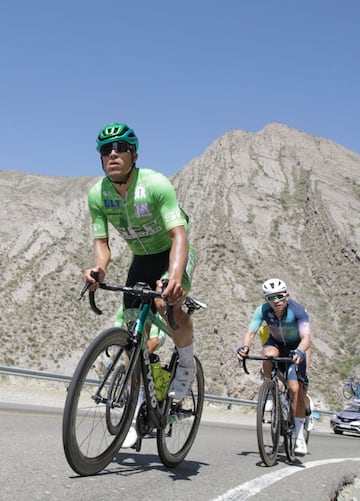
top-left (248, 299), bottom-right (310, 345)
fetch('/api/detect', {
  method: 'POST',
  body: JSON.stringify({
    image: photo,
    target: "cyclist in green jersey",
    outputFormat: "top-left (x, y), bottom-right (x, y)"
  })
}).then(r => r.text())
top-left (84, 122), bottom-right (197, 447)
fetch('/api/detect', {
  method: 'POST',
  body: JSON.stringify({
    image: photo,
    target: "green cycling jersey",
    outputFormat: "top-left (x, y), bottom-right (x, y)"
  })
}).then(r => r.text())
top-left (88, 168), bottom-right (189, 255)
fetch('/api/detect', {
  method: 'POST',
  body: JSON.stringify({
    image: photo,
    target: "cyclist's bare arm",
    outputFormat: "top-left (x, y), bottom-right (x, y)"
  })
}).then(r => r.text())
top-left (293, 332), bottom-right (311, 365)
top-left (162, 225), bottom-right (189, 305)
top-left (84, 238), bottom-right (111, 286)
top-left (237, 330), bottom-right (257, 358)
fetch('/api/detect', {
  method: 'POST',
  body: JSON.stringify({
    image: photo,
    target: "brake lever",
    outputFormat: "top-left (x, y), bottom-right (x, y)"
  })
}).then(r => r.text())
top-left (78, 281), bottom-right (91, 300)
top-left (242, 356), bottom-right (249, 375)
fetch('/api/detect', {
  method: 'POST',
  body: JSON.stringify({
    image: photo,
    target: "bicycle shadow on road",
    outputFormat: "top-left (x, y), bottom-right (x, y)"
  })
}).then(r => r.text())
top-left (236, 450), bottom-right (306, 468)
top-left (67, 450), bottom-right (209, 481)
top-left (115, 450), bottom-right (208, 480)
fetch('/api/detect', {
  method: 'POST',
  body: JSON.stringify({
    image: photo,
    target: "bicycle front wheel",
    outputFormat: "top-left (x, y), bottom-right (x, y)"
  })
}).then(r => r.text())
top-left (256, 379), bottom-right (280, 467)
top-left (62, 328), bottom-right (140, 476)
top-left (157, 356), bottom-right (204, 468)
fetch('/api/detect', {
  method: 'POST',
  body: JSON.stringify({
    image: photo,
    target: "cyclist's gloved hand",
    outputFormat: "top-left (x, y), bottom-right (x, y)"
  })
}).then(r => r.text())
top-left (237, 345), bottom-right (250, 359)
top-left (293, 348), bottom-right (305, 364)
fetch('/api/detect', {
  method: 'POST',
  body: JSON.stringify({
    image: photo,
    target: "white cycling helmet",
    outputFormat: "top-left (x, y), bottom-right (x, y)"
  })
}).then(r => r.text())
top-left (262, 278), bottom-right (287, 296)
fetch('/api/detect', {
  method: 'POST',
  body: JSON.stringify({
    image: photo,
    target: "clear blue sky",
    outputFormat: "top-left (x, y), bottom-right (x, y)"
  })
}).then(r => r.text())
top-left (1, 1), bottom-right (359, 178)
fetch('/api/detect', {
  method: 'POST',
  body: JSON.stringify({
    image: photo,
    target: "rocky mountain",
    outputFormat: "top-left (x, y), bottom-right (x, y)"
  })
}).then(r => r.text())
top-left (1, 123), bottom-right (359, 410)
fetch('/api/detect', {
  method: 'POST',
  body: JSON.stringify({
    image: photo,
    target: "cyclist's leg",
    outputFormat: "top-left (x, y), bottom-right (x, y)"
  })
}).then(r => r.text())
top-left (261, 336), bottom-right (280, 379)
top-left (288, 356), bottom-right (307, 455)
top-left (124, 250), bottom-right (170, 350)
top-left (158, 245), bottom-right (197, 399)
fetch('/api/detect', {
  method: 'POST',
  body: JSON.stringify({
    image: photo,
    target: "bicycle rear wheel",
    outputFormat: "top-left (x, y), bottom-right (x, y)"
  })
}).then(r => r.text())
top-left (256, 379), bottom-right (280, 467)
top-left (157, 356), bottom-right (204, 468)
top-left (62, 328), bottom-right (140, 476)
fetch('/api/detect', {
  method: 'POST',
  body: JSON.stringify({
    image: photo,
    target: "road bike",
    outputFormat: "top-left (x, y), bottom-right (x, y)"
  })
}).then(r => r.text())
top-left (62, 277), bottom-right (206, 476)
top-left (240, 354), bottom-right (300, 467)
top-left (342, 377), bottom-right (360, 400)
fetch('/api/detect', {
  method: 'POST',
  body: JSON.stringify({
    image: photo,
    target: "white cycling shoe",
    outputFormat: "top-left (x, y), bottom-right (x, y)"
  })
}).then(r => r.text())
top-left (121, 387), bottom-right (145, 448)
top-left (122, 423), bottom-right (138, 449)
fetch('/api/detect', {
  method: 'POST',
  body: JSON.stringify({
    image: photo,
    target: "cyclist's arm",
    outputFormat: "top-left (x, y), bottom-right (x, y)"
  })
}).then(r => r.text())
top-left (238, 330), bottom-right (258, 355)
top-left (86, 183), bottom-right (112, 285)
top-left (84, 238), bottom-right (111, 285)
top-left (294, 331), bottom-right (311, 364)
top-left (293, 315), bottom-right (312, 364)
top-left (237, 306), bottom-right (264, 357)
top-left (162, 225), bottom-right (189, 305)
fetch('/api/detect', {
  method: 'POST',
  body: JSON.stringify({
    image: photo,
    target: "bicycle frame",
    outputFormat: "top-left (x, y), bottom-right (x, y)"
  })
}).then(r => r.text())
top-left (86, 279), bottom-right (205, 426)
top-left (116, 299), bottom-right (176, 431)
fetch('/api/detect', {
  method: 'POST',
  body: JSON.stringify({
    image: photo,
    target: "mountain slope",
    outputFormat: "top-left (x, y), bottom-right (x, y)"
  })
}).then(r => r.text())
top-left (1, 123), bottom-right (359, 409)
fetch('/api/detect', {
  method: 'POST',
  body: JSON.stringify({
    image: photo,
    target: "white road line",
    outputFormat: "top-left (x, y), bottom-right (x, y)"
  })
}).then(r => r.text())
top-left (213, 457), bottom-right (360, 501)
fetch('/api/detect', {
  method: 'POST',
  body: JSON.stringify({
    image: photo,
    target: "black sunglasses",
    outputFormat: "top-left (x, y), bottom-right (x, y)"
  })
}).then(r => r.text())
top-left (100, 141), bottom-right (132, 156)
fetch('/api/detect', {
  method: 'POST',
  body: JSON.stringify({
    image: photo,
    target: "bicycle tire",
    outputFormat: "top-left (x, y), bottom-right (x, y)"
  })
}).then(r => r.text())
top-left (62, 328), bottom-right (140, 476)
top-left (157, 356), bottom-right (204, 468)
top-left (342, 383), bottom-right (354, 400)
top-left (283, 398), bottom-right (296, 463)
top-left (256, 379), bottom-right (280, 467)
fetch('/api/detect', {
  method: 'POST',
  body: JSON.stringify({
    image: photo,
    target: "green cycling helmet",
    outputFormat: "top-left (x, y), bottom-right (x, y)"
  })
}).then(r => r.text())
top-left (96, 122), bottom-right (139, 152)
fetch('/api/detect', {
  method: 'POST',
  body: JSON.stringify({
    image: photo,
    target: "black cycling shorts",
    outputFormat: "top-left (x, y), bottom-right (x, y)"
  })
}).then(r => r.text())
top-left (124, 250), bottom-right (170, 311)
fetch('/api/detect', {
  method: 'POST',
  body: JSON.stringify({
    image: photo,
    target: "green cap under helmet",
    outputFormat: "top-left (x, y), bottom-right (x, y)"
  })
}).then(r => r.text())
top-left (96, 122), bottom-right (139, 152)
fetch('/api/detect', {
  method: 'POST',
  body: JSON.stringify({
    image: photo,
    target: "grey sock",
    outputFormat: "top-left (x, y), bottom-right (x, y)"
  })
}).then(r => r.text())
top-left (177, 344), bottom-right (194, 367)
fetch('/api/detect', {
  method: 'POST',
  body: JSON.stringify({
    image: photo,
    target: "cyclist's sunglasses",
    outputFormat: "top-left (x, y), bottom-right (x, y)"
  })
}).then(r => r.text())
top-left (266, 294), bottom-right (287, 301)
top-left (100, 141), bottom-right (132, 156)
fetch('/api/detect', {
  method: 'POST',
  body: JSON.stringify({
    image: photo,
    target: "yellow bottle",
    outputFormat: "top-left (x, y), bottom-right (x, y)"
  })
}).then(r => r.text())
top-left (150, 353), bottom-right (170, 401)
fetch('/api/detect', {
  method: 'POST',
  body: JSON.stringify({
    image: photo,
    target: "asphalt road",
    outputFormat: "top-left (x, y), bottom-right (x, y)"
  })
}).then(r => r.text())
top-left (0, 402), bottom-right (359, 501)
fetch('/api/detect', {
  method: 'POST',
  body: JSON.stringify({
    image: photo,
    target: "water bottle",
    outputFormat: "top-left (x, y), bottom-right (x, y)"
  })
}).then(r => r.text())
top-left (150, 353), bottom-right (170, 401)
top-left (159, 367), bottom-right (171, 401)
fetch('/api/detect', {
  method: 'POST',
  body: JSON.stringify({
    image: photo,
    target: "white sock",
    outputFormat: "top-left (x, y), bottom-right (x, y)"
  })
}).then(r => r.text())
top-left (134, 386), bottom-right (145, 419)
top-left (294, 417), bottom-right (305, 439)
top-left (177, 344), bottom-right (194, 367)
